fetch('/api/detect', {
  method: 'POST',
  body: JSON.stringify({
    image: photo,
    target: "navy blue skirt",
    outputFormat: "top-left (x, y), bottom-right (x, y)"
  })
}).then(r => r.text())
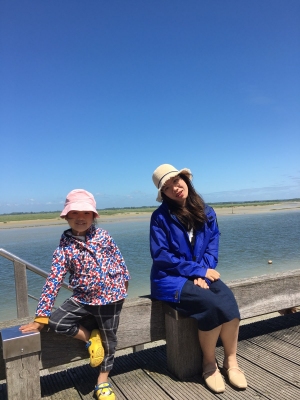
top-left (173, 279), bottom-right (240, 331)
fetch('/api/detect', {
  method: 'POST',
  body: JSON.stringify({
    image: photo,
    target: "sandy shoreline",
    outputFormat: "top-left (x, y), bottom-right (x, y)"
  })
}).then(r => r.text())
top-left (0, 202), bottom-right (299, 230)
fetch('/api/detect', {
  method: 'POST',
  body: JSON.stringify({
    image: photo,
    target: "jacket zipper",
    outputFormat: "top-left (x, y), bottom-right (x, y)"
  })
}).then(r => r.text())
top-left (170, 213), bottom-right (195, 258)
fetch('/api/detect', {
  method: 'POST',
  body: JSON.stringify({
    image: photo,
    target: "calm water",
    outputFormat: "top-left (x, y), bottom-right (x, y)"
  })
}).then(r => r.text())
top-left (0, 210), bottom-right (299, 321)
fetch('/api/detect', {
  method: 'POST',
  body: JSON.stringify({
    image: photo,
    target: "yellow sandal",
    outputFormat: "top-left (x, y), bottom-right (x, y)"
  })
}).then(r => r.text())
top-left (94, 382), bottom-right (115, 399)
top-left (86, 329), bottom-right (104, 367)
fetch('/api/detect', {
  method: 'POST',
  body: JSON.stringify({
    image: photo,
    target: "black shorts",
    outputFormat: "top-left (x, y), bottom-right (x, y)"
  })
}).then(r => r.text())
top-left (48, 297), bottom-right (124, 371)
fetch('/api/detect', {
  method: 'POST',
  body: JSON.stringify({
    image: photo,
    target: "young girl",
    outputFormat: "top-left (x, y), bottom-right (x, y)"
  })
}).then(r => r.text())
top-left (150, 164), bottom-right (247, 393)
top-left (20, 189), bottom-right (130, 400)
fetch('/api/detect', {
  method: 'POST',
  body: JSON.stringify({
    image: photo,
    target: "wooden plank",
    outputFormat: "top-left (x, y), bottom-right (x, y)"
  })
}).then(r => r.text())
top-left (136, 345), bottom-right (267, 400)
top-left (41, 370), bottom-right (82, 399)
top-left (114, 368), bottom-right (169, 400)
top-left (67, 364), bottom-right (124, 400)
top-left (231, 339), bottom-right (300, 397)
top-left (217, 352), bottom-right (300, 400)
top-left (238, 313), bottom-right (300, 342)
top-left (270, 325), bottom-right (300, 348)
top-left (249, 336), bottom-right (300, 367)
top-left (13, 260), bottom-right (29, 318)
top-left (227, 269), bottom-right (300, 319)
top-left (108, 350), bottom-right (171, 400)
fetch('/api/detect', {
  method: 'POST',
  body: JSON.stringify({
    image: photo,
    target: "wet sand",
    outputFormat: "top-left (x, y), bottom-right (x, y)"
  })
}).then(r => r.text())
top-left (0, 202), bottom-right (299, 230)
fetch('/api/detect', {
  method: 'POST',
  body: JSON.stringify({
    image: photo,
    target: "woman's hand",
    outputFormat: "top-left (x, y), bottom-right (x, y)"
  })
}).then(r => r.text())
top-left (205, 268), bottom-right (220, 282)
top-left (19, 321), bottom-right (44, 333)
top-left (194, 277), bottom-right (209, 289)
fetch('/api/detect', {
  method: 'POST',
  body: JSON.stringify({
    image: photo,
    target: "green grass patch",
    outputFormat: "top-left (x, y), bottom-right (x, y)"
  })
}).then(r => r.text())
top-left (0, 208), bottom-right (157, 223)
top-left (1, 199), bottom-right (299, 223)
top-left (211, 201), bottom-right (280, 208)
top-left (0, 212), bottom-right (61, 223)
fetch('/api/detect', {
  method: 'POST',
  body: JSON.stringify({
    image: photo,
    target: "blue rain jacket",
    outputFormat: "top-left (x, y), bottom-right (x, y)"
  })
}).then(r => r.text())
top-left (150, 201), bottom-right (220, 303)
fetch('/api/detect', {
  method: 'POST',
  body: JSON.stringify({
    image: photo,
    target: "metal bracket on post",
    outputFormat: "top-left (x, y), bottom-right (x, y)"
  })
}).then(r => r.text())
top-left (2, 325), bottom-right (41, 359)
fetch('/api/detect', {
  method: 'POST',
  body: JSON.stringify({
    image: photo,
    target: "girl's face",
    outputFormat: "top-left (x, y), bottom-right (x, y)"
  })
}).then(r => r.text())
top-left (65, 210), bottom-right (94, 236)
top-left (162, 175), bottom-right (189, 206)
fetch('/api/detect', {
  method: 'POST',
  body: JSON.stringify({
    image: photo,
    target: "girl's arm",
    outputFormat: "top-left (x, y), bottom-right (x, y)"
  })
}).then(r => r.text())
top-left (34, 248), bottom-right (69, 319)
top-left (19, 248), bottom-right (68, 332)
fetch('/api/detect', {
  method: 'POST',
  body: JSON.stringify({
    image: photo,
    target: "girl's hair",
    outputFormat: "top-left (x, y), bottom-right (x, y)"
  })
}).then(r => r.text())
top-left (161, 173), bottom-right (207, 231)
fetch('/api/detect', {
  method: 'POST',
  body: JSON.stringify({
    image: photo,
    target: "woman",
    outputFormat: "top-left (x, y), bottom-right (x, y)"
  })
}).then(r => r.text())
top-left (150, 164), bottom-right (247, 393)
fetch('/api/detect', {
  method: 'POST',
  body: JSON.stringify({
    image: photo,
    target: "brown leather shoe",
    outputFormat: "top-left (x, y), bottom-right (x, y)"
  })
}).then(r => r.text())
top-left (202, 368), bottom-right (225, 393)
top-left (223, 366), bottom-right (247, 389)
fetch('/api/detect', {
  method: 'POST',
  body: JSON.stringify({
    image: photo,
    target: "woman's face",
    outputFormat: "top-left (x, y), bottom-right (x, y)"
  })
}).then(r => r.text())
top-left (162, 175), bottom-right (189, 206)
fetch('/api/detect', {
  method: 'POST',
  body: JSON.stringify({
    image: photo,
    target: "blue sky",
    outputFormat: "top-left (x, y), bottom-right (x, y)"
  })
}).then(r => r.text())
top-left (1, 0), bottom-right (299, 213)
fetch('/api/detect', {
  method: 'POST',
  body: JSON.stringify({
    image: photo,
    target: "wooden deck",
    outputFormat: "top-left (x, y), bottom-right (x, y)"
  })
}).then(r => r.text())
top-left (1, 312), bottom-right (299, 400)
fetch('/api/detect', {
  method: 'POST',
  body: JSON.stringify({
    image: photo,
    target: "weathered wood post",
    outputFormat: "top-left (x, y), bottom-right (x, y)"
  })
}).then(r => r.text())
top-left (163, 304), bottom-right (202, 380)
top-left (13, 260), bottom-right (30, 318)
top-left (1, 325), bottom-right (41, 400)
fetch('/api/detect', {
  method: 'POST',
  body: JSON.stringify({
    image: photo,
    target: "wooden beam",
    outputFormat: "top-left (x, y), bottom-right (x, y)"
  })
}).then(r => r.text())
top-left (228, 269), bottom-right (300, 319)
top-left (1, 270), bottom-right (299, 380)
top-left (13, 260), bottom-right (29, 318)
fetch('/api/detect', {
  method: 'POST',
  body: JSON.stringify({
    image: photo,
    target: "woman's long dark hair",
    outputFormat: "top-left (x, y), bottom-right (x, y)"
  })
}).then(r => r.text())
top-left (161, 173), bottom-right (207, 231)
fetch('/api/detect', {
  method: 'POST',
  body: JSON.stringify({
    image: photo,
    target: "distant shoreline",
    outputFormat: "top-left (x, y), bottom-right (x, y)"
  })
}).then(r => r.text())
top-left (0, 202), bottom-right (299, 230)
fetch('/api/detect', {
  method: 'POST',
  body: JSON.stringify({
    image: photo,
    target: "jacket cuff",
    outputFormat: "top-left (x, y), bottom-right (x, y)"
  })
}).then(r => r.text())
top-left (34, 316), bottom-right (49, 325)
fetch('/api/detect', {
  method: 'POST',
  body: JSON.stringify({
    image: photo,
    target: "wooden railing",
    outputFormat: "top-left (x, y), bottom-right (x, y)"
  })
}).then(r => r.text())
top-left (1, 248), bottom-right (300, 399)
top-left (0, 248), bottom-right (71, 318)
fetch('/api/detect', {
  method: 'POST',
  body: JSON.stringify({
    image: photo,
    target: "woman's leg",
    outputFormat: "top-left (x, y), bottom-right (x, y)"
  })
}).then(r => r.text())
top-left (198, 325), bottom-right (222, 373)
top-left (219, 318), bottom-right (240, 369)
top-left (199, 325), bottom-right (226, 393)
top-left (219, 318), bottom-right (247, 388)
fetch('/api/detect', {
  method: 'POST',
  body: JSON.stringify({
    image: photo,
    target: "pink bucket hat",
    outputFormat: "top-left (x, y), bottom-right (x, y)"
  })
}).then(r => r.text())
top-left (60, 189), bottom-right (99, 218)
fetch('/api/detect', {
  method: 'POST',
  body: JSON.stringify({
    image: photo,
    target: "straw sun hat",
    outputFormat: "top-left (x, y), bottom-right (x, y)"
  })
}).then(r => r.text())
top-left (152, 164), bottom-right (192, 202)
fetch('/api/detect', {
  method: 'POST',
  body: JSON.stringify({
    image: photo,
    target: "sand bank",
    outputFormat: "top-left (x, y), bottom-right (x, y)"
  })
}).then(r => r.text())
top-left (0, 202), bottom-right (299, 230)
top-left (215, 201), bottom-right (300, 216)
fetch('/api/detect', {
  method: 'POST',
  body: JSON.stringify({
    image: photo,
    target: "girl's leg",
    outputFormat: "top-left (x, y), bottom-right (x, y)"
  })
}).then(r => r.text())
top-left (92, 300), bottom-right (124, 385)
top-left (49, 299), bottom-right (104, 368)
top-left (49, 298), bottom-right (90, 337)
top-left (73, 325), bottom-right (91, 342)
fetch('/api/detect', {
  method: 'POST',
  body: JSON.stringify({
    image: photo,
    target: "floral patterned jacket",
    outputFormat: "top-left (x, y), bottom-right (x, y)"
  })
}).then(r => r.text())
top-left (35, 225), bottom-right (130, 320)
